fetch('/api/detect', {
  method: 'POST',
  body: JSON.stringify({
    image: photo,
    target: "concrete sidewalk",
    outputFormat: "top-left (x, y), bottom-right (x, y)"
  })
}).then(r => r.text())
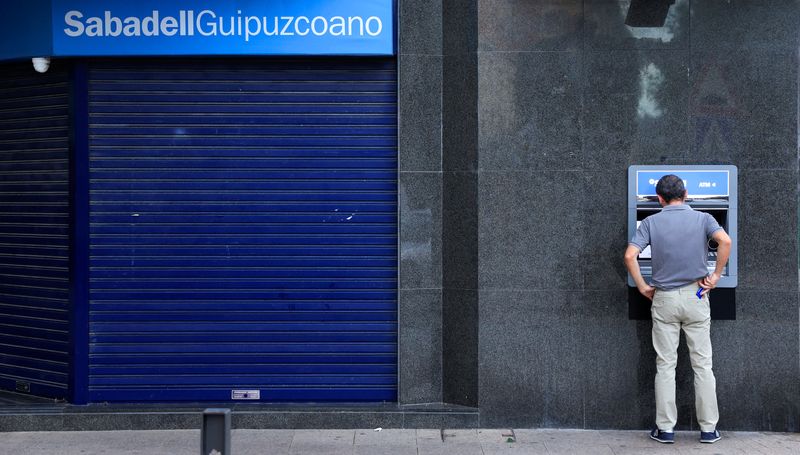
top-left (1, 428), bottom-right (798, 454)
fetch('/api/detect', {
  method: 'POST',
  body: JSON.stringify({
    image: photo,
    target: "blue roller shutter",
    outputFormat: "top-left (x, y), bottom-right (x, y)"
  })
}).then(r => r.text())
top-left (87, 59), bottom-right (397, 402)
top-left (0, 63), bottom-right (71, 399)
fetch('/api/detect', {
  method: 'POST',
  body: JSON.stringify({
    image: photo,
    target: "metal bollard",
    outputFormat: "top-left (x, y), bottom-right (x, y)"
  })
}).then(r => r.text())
top-left (202, 408), bottom-right (231, 455)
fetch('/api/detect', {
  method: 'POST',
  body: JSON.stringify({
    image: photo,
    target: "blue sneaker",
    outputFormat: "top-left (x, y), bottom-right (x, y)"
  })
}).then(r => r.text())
top-left (700, 430), bottom-right (721, 443)
top-left (649, 429), bottom-right (674, 444)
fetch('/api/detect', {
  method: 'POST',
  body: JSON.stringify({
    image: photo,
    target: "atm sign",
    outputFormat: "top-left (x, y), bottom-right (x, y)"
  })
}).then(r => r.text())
top-left (636, 170), bottom-right (729, 198)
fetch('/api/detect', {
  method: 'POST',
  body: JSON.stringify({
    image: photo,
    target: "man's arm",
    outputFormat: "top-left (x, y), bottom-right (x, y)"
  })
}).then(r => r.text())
top-left (699, 229), bottom-right (732, 294)
top-left (624, 244), bottom-right (655, 300)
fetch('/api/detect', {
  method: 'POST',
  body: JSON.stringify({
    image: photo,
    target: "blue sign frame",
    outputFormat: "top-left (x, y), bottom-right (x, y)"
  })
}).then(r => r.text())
top-left (636, 170), bottom-right (730, 198)
top-left (1, 0), bottom-right (395, 60)
top-left (0, 0), bottom-right (53, 60)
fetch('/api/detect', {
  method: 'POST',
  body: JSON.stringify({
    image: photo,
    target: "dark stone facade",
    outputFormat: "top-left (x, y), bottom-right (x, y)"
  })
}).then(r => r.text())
top-left (398, 0), bottom-right (800, 431)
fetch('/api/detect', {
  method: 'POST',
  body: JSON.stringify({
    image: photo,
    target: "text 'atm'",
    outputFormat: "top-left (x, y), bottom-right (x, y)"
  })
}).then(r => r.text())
top-left (627, 165), bottom-right (738, 320)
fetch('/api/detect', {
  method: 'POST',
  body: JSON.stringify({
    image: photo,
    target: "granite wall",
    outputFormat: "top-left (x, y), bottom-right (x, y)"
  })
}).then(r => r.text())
top-left (398, 0), bottom-right (800, 431)
top-left (399, 0), bottom-right (800, 431)
top-left (474, 0), bottom-right (800, 430)
top-left (398, 0), bottom-right (444, 405)
top-left (398, 0), bottom-right (481, 408)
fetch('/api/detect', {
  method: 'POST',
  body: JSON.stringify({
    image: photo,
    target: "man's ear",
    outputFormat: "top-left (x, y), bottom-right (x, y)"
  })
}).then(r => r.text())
top-left (683, 189), bottom-right (688, 200)
top-left (657, 194), bottom-right (666, 205)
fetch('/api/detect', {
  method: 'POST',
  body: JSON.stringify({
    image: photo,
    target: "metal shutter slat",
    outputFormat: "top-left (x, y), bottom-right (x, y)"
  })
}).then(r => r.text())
top-left (88, 59), bottom-right (398, 403)
top-left (0, 63), bottom-right (70, 399)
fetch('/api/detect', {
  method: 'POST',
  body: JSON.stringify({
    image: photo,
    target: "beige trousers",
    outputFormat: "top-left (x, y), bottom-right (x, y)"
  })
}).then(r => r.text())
top-left (651, 283), bottom-right (719, 432)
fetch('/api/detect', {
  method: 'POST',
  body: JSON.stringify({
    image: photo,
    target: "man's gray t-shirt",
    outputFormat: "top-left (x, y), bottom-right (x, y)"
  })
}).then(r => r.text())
top-left (629, 204), bottom-right (723, 290)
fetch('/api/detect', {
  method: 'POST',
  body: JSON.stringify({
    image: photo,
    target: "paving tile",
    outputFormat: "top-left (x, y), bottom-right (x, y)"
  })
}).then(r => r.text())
top-left (0, 428), bottom-right (797, 455)
top-left (0, 430), bottom-right (199, 455)
top-left (514, 429), bottom-right (603, 444)
top-left (291, 429), bottom-right (354, 444)
top-left (677, 446), bottom-right (749, 455)
top-left (288, 446), bottom-right (353, 455)
top-left (749, 434), bottom-right (800, 453)
top-left (288, 430), bottom-right (354, 454)
top-left (417, 441), bottom-right (485, 455)
top-left (416, 429), bottom-right (443, 440)
top-left (233, 429), bottom-right (293, 454)
top-left (732, 448), bottom-right (797, 455)
top-left (754, 432), bottom-right (800, 445)
top-left (544, 441), bottom-right (616, 455)
top-left (441, 429), bottom-right (480, 444)
top-left (591, 430), bottom-right (650, 445)
top-left (477, 428), bottom-right (515, 444)
top-left (611, 445), bottom-right (684, 455)
top-left (481, 441), bottom-right (548, 454)
top-left (354, 446), bottom-right (417, 455)
top-left (354, 429), bottom-right (417, 446)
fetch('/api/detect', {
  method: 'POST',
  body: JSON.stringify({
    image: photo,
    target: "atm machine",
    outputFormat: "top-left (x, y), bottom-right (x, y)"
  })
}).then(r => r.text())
top-left (627, 165), bottom-right (738, 319)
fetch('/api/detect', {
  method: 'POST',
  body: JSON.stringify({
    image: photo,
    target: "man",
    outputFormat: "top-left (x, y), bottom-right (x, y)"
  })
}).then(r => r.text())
top-left (624, 174), bottom-right (732, 444)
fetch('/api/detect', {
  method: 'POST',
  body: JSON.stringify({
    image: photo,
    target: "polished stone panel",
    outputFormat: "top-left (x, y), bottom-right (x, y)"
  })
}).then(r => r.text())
top-left (443, 53), bottom-right (478, 172)
top-left (235, 412), bottom-right (405, 430)
top-left (689, 50), bottom-right (797, 170)
top-left (581, 291), bottom-right (651, 429)
top-left (399, 54), bottom-right (443, 172)
top-left (0, 405), bottom-right (483, 431)
top-left (582, 172), bottom-right (629, 291)
top-left (478, 290), bottom-right (585, 428)
top-left (478, 0), bottom-right (583, 52)
top-left (396, 0), bottom-right (800, 433)
top-left (397, 0), bottom-right (445, 415)
top-left (737, 170), bottom-right (798, 291)
top-left (403, 412), bottom-right (480, 428)
top-left (583, 93), bottom-right (688, 169)
top-left (60, 413), bottom-right (198, 431)
top-left (399, 0), bottom-right (442, 55)
top-left (478, 52), bottom-right (581, 170)
top-left (583, 49), bottom-right (686, 95)
top-left (0, 415), bottom-right (63, 432)
top-left (478, 171), bottom-right (583, 290)
top-left (443, 172), bottom-right (478, 290)
top-left (585, 0), bottom-right (690, 50)
top-left (399, 289), bottom-right (443, 404)
top-left (733, 290), bottom-right (799, 324)
top-left (691, 0), bottom-right (800, 51)
top-left (480, 92), bottom-right (581, 171)
top-left (479, 52), bottom-right (582, 171)
top-left (443, 289), bottom-right (478, 406)
top-left (443, 0), bottom-right (478, 55)
top-left (400, 172), bottom-right (442, 290)
top-left (711, 293), bottom-right (800, 431)
top-left (480, 50), bottom-right (583, 99)
top-left (582, 50), bottom-right (690, 170)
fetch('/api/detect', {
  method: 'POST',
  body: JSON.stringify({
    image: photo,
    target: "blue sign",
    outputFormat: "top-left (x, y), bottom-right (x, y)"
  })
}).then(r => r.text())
top-left (636, 170), bottom-right (730, 198)
top-left (1, 1), bottom-right (394, 60)
top-left (0, 0), bottom-right (53, 60)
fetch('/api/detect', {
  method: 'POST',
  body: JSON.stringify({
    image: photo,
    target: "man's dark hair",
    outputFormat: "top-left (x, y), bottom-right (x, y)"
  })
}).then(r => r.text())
top-left (655, 174), bottom-right (686, 202)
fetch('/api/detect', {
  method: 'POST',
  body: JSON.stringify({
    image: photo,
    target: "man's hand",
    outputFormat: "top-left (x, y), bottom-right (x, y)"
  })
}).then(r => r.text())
top-left (698, 229), bottom-right (731, 297)
top-left (698, 272), bottom-right (720, 296)
top-left (638, 284), bottom-right (655, 301)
